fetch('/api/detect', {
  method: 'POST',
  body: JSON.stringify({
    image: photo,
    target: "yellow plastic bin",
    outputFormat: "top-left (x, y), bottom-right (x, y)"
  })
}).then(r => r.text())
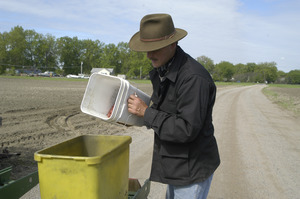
top-left (34, 135), bottom-right (132, 199)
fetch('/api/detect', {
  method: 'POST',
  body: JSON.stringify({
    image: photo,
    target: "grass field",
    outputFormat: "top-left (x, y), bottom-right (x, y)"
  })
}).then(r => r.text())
top-left (265, 84), bottom-right (300, 88)
top-left (263, 84), bottom-right (300, 116)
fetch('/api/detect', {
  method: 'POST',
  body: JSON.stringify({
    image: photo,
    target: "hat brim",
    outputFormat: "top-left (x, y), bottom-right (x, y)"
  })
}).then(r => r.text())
top-left (129, 28), bottom-right (187, 52)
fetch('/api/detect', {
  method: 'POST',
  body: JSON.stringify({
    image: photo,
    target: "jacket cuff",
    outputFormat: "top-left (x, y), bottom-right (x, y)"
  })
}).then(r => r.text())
top-left (144, 107), bottom-right (158, 128)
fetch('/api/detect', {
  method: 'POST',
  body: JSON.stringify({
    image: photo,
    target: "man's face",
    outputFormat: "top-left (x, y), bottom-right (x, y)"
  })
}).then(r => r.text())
top-left (147, 43), bottom-right (176, 68)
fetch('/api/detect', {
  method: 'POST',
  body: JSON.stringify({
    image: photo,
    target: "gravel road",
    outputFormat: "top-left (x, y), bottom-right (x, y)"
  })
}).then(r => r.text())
top-left (1, 78), bottom-right (298, 198)
top-left (210, 85), bottom-right (300, 199)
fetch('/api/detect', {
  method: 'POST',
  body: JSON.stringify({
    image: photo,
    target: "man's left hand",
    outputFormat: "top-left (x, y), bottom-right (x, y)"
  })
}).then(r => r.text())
top-left (127, 94), bottom-right (148, 117)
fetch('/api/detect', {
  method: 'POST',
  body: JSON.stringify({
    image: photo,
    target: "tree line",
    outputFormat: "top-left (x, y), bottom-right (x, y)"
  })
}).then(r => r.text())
top-left (197, 56), bottom-right (299, 84)
top-left (1, 26), bottom-right (299, 84)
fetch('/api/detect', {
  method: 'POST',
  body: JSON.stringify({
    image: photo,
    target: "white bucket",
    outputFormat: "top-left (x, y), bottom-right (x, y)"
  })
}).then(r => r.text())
top-left (80, 73), bottom-right (151, 126)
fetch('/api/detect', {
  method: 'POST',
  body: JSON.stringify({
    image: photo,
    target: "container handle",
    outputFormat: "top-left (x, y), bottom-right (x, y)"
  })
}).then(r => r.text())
top-left (124, 114), bottom-right (133, 126)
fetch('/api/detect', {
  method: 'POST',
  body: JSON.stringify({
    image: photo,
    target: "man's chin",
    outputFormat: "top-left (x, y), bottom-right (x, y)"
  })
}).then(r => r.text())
top-left (151, 62), bottom-right (161, 68)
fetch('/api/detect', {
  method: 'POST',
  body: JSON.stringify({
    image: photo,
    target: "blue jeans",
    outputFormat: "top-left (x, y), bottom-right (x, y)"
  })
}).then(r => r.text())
top-left (166, 174), bottom-right (213, 199)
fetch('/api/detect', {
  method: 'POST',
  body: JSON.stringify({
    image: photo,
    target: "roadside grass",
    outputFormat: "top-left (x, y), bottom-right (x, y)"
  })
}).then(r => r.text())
top-left (215, 82), bottom-right (255, 86)
top-left (265, 84), bottom-right (300, 88)
top-left (262, 84), bottom-right (300, 116)
top-left (129, 79), bottom-right (151, 84)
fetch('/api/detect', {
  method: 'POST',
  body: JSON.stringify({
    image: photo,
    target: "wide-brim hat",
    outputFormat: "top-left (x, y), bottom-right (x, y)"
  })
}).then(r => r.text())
top-left (129, 14), bottom-right (187, 52)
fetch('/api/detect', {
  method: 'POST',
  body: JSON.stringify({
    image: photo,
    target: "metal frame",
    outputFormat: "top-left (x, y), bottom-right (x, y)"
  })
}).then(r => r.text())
top-left (0, 167), bottom-right (39, 199)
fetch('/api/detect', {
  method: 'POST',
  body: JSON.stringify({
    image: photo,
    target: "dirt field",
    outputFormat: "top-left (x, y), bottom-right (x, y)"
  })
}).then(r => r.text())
top-left (0, 77), bottom-right (153, 179)
top-left (264, 86), bottom-right (300, 116)
top-left (1, 77), bottom-right (299, 199)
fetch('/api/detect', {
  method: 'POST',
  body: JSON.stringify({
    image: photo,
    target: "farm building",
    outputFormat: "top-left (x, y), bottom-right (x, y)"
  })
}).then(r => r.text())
top-left (91, 68), bottom-right (114, 75)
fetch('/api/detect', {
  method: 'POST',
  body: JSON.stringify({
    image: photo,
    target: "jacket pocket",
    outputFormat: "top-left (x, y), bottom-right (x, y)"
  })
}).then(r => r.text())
top-left (159, 143), bottom-right (189, 179)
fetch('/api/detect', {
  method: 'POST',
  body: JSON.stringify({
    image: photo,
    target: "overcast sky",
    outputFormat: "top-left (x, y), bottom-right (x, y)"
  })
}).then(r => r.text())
top-left (0, 0), bottom-right (299, 72)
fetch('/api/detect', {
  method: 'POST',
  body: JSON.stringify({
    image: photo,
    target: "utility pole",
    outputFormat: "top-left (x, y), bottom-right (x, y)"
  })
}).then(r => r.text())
top-left (81, 62), bottom-right (83, 75)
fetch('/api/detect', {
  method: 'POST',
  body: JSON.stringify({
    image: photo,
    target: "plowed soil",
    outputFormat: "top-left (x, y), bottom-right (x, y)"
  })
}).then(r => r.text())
top-left (0, 77), bottom-right (153, 180)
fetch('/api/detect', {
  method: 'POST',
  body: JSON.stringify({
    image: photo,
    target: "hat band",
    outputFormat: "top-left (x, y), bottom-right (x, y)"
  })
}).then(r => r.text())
top-left (140, 31), bottom-right (176, 42)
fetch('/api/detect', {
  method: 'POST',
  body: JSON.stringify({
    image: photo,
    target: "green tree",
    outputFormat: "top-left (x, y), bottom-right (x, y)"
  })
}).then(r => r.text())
top-left (101, 43), bottom-right (121, 74)
top-left (276, 70), bottom-right (287, 83)
top-left (39, 34), bottom-right (58, 69)
top-left (57, 36), bottom-right (82, 75)
top-left (7, 26), bottom-right (27, 66)
top-left (246, 63), bottom-right (256, 73)
top-left (23, 30), bottom-right (57, 71)
top-left (214, 61), bottom-right (235, 81)
top-left (0, 32), bottom-right (9, 74)
top-left (265, 63), bottom-right (278, 83)
top-left (117, 42), bottom-right (131, 75)
top-left (234, 63), bottom-right (248, 74)
top-left (286, 70), bottom-right (300, 84)
top-left (233, 63), bottom-right (250, 82)
top-left (127, 50), bottom-right (151, 79)
top-left (196, 55), bottom-right (214, 74)
top-left (81, 39), bottom-right (104, 74)
top-left (255, 62), bottom-right (278, 83)
top-left (24, 29), bottom-right (39, 66)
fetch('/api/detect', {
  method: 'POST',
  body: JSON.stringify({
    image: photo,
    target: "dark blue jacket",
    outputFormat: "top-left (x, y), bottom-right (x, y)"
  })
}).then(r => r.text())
top-left (144, 46), bottom-right (220, 186)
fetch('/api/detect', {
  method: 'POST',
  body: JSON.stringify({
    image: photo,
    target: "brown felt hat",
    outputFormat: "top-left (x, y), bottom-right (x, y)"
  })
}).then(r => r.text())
top-left (129, 14), bottom-right (187, 52)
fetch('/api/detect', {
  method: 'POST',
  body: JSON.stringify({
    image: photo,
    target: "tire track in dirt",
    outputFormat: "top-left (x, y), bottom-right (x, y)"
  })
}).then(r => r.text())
top-left (45, 109), bottom-right (80, 133)
top-left (211, 86), bottom-right (251, 198)
top-left (1, 106), bottom-right (78, 148)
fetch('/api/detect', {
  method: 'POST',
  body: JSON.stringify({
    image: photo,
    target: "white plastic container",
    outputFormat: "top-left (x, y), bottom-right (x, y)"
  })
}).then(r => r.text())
top-left (81, 73), bottom-right (151, 126)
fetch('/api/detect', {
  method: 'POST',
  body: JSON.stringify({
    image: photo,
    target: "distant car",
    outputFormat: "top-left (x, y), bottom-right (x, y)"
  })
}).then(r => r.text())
top-left (66, 74), bottom-right (89, 79)
top-left (66, 74), bottom-right (79, 78)
top-left (38, 71), bottom-right (58, 77)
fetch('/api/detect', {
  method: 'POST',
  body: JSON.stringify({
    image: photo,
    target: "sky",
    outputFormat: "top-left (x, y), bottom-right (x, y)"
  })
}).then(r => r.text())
top-left (0, 0), bottom-right (299, 72)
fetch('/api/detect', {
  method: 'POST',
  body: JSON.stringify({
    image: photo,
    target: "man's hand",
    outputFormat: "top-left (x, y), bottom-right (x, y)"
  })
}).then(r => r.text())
top-left (127, 94), bottom-right (148, 117)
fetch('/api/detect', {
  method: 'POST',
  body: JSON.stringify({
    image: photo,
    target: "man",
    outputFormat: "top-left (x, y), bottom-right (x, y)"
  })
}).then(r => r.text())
top-left (127, 14), bottom-right (220, 199)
